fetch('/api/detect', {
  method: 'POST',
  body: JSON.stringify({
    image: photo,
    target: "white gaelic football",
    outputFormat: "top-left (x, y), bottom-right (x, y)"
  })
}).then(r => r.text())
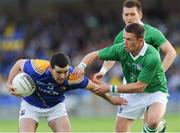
top-left (12, 72), bottom-right (36, 97)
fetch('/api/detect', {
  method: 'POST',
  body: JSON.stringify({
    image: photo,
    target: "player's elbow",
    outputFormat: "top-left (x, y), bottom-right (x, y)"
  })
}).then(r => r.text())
top-left (15, 59), bottom-right (23, 66)
top-left (15, 59), bottom-right (26, 70)
top-left (166, 45), bottom-right (177, 60)
top-left (172, 49), bottom-right (177, 59)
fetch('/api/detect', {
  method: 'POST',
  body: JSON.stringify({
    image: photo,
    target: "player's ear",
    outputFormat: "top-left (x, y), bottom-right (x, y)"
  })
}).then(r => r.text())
top-left (138, 37), bottom-right (144, 43)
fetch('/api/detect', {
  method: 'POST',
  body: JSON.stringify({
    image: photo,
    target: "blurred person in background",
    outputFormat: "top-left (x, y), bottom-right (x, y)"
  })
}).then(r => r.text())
top-left (73, 23), bottom-right (170, 133)
top-left (7, 52), bottom-right (127, 132)
top-left (91, 0), bottom-right (176, 132)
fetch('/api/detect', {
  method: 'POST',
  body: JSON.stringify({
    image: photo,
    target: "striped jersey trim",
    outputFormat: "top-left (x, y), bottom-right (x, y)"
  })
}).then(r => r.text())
top-left (30, 59), bottom-right (50, 75)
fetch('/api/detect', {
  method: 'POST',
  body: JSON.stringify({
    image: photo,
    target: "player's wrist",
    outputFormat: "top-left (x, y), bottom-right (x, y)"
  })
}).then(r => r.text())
top-left (118, 85), bottom-right (124, 92)
top-left (100, 67), bottom-right (107, 75)
top-left (109, 85), bottom-right (118, 93)
top-left (78, 62), bottom-right (87, 70)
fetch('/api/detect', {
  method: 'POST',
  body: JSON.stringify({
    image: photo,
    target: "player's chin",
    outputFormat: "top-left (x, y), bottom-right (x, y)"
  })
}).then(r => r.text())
top-left (57, 79), bottom-right (65, 84)
top-left (126, 22), bottom-right (133, 25)
top-left (125, 48), bottom-right (130, 52)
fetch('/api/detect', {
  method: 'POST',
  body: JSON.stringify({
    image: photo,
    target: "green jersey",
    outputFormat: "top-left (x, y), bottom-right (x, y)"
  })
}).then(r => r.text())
top-left (113, 24), bottom-right (167, 52)
top-left (98, 43), bottom-right (168, 93)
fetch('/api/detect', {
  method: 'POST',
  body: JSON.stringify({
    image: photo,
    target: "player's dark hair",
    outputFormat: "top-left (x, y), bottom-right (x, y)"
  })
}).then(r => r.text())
top-left (123, 0), bottom-right (142, 12)
top-left (50, 52), bottom-right (70, 69)
top-left (125, 23), bottom-right (144, 38)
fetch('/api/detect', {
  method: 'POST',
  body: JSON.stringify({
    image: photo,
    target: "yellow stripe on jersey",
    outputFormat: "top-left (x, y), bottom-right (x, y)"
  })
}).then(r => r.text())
top-left (68, 73), bottom-right (84, 85)
top-left (31, 59), bottom-right (50, 74)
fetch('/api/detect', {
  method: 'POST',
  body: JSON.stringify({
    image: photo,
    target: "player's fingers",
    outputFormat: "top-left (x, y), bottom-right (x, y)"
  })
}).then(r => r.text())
top-left (91, 88), bottom-right (99, 94)
top-left (93, 75), bottom-right (103, 84)
top-left (73, 70), bottom-right (80, 77)
top-left (94, 74), bottom-right (103, 80)
top-left (8, 87), bottom-right (16, 93)
top-left (92, 78), bottom-right (102, 84)
top-left (92, 89), bottom-right (104, 95)
top-left (120, 99), bottom-right (128, 105)
top-left (91, 88), bottom-right (98, 92)
top-left (11, 89), bottom-right (22, 97)
top-left (73, 68), bottom-right (84, 77)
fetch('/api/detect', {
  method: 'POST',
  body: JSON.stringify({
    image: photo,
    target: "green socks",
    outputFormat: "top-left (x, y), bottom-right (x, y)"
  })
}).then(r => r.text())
top-left (142, 123), bottom-right (158, 133)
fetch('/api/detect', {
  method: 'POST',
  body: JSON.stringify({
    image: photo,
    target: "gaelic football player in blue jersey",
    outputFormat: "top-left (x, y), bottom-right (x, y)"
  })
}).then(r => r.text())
top-left (7, 52), bottom-right (128, 132)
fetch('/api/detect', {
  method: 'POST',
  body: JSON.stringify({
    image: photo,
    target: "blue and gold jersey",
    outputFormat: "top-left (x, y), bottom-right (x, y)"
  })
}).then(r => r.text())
top-left (23, 59), bottom-right (89, 108)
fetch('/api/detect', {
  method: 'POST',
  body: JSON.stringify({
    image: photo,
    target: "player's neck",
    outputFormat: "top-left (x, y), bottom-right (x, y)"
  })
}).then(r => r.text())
top-left (131, 42), bottom-right (144, 56)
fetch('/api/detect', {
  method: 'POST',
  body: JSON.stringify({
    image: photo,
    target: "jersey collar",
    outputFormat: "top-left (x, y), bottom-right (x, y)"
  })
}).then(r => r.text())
top-left (130, 42), bottom-right (148, 60)
top-left (139, 21), bottom-right (144, 26)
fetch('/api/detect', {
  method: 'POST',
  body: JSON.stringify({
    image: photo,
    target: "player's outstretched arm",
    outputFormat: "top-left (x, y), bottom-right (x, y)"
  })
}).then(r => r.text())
top-left (92, 81), bottom-right (147, 95)
top-left (7, 59), bottom-right (26, 96)
top-left (97, 93), bottom-right (128, 106)
top-left (86, 80), bottom-right (128, 106)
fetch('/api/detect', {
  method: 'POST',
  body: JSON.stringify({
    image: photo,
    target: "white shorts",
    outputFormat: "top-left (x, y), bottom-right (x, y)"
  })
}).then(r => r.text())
top-left (117, 91), bottom-right (168, 120)
top-left (19, 100), bottom-right (68, 123)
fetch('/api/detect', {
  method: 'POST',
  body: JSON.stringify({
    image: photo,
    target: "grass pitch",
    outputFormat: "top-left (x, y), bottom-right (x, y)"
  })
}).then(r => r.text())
top-left (0, 114), bottom-right (179, 132)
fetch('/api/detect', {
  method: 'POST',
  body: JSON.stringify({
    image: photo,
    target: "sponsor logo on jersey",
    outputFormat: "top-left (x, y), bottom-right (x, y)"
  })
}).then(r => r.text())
top-left (137, 64), bottom-right (143, 71)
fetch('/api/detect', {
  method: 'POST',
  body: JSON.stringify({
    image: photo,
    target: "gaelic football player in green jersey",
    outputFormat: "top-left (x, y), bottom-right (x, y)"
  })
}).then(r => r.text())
top-left (73, 23), bottom-right (170, 132)
top-left (91, 0), bottom-right (176, 132)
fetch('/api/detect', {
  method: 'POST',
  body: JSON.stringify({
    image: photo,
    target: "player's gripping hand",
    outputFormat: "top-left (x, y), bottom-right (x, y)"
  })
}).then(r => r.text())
top-left (108, 95), bottom-right (128, 106)
top-left (73, 66), bottom-right (85, 78)
top-left (92, 72), bottom-right (104, 84)
top-left (7, 84), bottom-right (22, 97)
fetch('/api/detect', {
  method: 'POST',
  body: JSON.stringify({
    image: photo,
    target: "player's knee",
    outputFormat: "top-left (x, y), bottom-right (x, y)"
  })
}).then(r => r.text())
top-left (116, 126), bottom-right (124, 133)
top-left (62, 124), bottom-right (71, 132)
top-left (146, 119), bottom-right (159, 128)
top-left (147, 114), bottom-right (163, 128)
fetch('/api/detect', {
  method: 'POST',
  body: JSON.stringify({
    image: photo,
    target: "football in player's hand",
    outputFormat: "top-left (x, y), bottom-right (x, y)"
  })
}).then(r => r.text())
top-left (12, 72), bottom-right (36, 97)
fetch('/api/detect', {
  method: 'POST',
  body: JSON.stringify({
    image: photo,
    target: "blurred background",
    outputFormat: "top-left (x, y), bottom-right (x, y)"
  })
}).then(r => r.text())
top-left (0, 0), bottom-right (180, 131)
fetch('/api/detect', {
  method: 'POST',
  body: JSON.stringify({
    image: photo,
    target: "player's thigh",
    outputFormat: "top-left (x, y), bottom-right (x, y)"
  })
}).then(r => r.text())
top-left (146, 102), bottom-right (166, 124)
top-left (145, 92), bottom-right (168, 123)
top-left (48, 116), bottom-right (71, 132)
top-left (19, 118), bottom-right (38, 132)
top-left (116, 116), bottom-right (134, 132)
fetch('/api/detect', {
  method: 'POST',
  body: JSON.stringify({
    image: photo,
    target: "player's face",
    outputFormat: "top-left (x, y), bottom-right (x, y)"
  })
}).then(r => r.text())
top-left (51, 65), bottom-right (69, 84)
top-left (123, 31), bottom-right (143, 55)
top-left (122, 7), bottom-right (142, 25)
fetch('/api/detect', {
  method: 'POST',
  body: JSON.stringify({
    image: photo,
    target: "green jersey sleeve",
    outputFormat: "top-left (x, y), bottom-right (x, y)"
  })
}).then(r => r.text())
top-left (98, 44), bottom-right (124, 61)
top-left (144, 24), bottom-right (167, 49)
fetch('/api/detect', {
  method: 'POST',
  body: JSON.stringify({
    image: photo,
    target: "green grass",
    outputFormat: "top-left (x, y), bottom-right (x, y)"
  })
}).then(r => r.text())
top-left (0, 114), bottom-right (179, 132)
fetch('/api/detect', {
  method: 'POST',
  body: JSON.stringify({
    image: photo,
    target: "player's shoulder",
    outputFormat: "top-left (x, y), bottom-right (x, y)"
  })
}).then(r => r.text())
top-left (146, 45), bottom-right (160, 60)
top-left (30, 59), bottom-right (50, 74)
top-left (67, 66), bottom-right (85, 85)
top-left (147, 44), bottom-right (159, 52)
top-left (144, 23), bottom-right (161, 32)
top-left (114, 30), bottom-right (124, 44)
